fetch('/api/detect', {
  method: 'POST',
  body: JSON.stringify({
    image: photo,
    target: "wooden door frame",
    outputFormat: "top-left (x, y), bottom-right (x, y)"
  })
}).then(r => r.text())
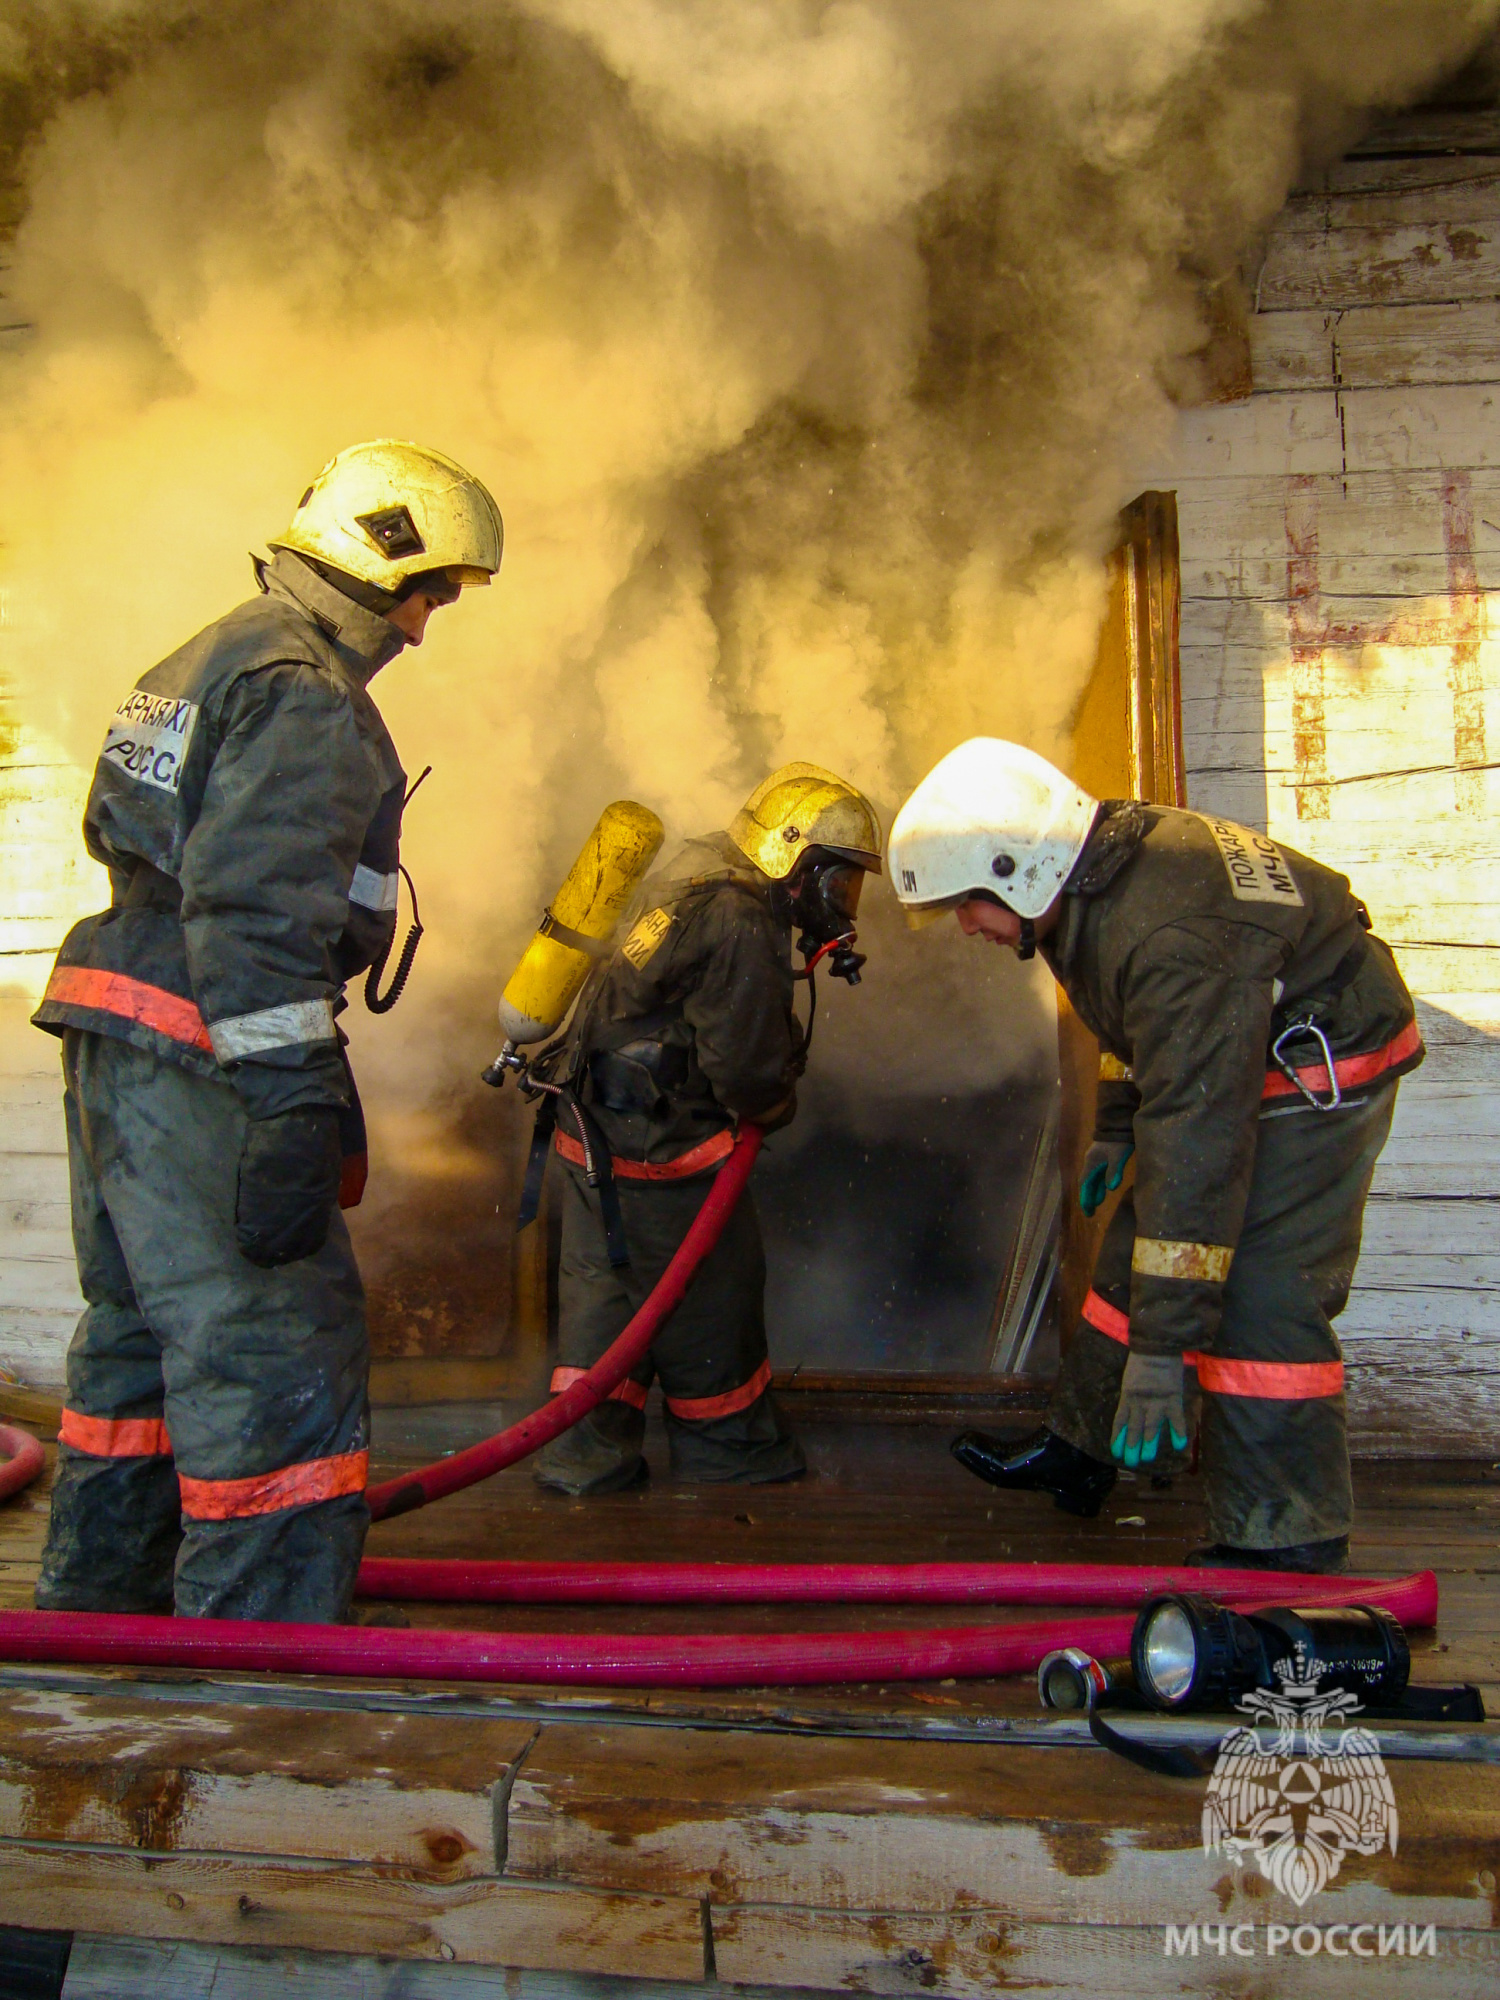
top-left (1055, 490), bottom-right (1185, 1344)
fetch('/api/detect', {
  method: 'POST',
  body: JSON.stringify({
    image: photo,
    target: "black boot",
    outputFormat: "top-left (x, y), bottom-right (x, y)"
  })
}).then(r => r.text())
top-left (950, 1427), bottom-right (1117, 1519)
top-left (1187, 1536), bottom-right (1350, 1575)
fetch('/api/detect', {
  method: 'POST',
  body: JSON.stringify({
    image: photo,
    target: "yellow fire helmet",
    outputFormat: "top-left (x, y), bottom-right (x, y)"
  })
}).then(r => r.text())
top-left (728, 762), bottom-right (883, 882)
top-left (270, 439), bottom-right (504, 593)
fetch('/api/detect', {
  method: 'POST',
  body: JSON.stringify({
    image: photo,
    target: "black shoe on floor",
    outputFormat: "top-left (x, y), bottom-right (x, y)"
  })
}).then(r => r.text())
top-left (950, 1426), bottom-right (1117, 1519)
top-left (1187, 1536), bottom-right (1350, 1575)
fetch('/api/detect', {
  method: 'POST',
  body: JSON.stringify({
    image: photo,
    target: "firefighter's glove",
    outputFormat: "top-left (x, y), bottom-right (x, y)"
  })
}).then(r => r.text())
top-left (1079, 1140), bottom-right (1134, 1217)
top-left (1111, 1352), bottom-right (1189, 1469)
top-left (235, 1108), bottom-right (343, 1268)
top-left (755, 1091), bottom-right (798, 1135)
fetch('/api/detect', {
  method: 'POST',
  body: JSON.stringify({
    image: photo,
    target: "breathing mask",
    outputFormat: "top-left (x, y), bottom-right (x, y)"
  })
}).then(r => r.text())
top-left (790, 853), bottom-right (867, 984)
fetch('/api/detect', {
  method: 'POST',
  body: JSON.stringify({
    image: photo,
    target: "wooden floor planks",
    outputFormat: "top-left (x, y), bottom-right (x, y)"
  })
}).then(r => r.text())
top-left (0, 1843), bottom-right (706, 1979)
top-left (0, 1684), bottom-right (532, 1873)
top-left (0, 1423), bottom-right (1497, 1992)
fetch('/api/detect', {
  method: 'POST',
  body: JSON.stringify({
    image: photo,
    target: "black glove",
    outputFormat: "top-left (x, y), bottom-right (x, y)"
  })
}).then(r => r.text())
top-left (235, 1108), bottom-right (344, 1268)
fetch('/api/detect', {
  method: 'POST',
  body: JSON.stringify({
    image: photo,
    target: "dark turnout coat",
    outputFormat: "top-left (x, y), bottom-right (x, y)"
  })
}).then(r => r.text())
top-left (572, 832), bottom-right (804, 1169)
top-left (1044, 803), bottom-right (1421, 1363)
top-left (33, 552), bottom-right (406, 1119)
top-left (536, 831), bottom-right (808, 1493)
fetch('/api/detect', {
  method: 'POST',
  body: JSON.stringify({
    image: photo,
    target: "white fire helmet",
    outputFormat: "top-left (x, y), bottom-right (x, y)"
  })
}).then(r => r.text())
top-left (888, 739), bottom-right (1100, 922)
top-left (270, 439), bottom-right (503, 594)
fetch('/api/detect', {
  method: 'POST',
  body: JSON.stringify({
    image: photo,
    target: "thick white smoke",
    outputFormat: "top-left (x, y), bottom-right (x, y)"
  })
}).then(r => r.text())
top-left (1, 1), bottom-right (1493, 1353)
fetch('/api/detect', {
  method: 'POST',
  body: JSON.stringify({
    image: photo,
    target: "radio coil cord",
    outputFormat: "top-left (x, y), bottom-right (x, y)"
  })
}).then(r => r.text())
top-left (365, 765), bottom-right (431, 1015)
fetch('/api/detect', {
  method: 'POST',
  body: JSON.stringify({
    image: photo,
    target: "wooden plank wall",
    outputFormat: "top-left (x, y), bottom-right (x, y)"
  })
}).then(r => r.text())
top-left (0, 658), bottom-right (99, 1388)
top-left (1144, 110), bottom-right (1500, 1454)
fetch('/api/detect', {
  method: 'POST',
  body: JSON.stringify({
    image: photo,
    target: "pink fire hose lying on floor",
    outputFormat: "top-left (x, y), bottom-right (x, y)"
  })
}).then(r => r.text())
top-left (0, 1123), bottom-right (1438, 1688)
top-left (365, 1124), bottom-right (764, 1522)
top-left (0, 1571), bottom-right (1437, 1687)
top-left (353, 1556), bottom-right (1433, 1609)
top-left (0, 1424), bottom-right (44, 1504)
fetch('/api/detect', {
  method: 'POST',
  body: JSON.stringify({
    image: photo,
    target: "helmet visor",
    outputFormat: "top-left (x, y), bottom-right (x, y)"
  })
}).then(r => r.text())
top-left (901, 887), bottom-right (1010, 932)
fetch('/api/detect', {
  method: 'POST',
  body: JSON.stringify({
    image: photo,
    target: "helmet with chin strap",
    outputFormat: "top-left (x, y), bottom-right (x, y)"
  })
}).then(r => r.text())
top-left (889, 738), bottom-right (1099, 925)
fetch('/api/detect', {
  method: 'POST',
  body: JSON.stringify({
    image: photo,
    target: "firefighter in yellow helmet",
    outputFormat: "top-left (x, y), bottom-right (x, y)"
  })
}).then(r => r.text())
top-left (534, 764), bottom-right (881, 1494)
top-left (34, 441), bottom-right (501, 1624)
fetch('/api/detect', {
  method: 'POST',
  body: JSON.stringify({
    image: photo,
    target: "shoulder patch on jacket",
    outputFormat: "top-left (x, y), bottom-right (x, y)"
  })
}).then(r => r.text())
top-left (1195, 814), bottom-right (1303, 909)
top-left (100, 693), bottom-right (199, 796)
top-left (621, 907), bottom-right (674, 969)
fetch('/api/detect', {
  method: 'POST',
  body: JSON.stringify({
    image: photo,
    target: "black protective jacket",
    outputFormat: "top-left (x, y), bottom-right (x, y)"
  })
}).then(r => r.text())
top-left (34, 552), bottom-right (406, 1119)
top-left (1044, 804), bottom-right (1421, 1361)
top-left (572, 833), bottom-right (803, 1166)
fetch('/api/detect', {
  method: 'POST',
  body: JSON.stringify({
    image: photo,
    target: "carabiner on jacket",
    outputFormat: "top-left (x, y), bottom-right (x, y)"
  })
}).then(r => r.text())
top-left (1270, 1016), bottom-right (1343, 1113)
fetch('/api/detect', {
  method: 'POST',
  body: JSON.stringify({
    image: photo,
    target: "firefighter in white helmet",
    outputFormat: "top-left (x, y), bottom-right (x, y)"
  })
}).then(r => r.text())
top-left (34, 441), bottom-right (502, 1623)
top-left (890, 738), bottom-right (1422, 1573)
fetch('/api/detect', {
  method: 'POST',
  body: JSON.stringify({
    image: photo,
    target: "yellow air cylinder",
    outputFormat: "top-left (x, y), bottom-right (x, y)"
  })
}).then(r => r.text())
top-left (499, 801), bottom-right (665, 1045)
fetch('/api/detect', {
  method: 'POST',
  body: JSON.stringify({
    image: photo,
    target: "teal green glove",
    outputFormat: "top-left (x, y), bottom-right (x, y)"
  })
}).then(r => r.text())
top-left (1111, 1352), bottom-right (1189, 1468)
top-left (1080, 1139), bottom-right (1134, 1218)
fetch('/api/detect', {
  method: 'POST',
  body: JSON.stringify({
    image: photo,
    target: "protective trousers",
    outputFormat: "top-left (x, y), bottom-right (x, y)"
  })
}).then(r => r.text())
top-left (37, 1031), bottom-right (370, 1622)
top-left (534, 1163), bottom-right (804, 1494)
top-left (1048, 1083), bottom-right (1398, 1550)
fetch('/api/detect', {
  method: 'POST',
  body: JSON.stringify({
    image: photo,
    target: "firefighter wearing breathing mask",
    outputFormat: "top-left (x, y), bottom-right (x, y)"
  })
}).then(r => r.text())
top-left (533, 764), bottom-right (881, 1496)
top-left (890, 739), bottom-right (1422, 1574)
top-left (31, 440), bottom-right (503, 1623)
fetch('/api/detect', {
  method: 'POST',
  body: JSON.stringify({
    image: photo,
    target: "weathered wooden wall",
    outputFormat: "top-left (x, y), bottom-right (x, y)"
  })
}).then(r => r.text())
top-left (1146, 109), bottom-right (1500, 1454)
top-left (0, 677), bottom-right (99, 1391)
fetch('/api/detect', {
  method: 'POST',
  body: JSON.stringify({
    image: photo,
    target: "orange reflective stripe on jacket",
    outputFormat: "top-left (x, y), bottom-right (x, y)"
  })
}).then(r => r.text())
top-left (43, 964), bottom-right (213, 1054)
top-left (59, 1408), bottom-right (172, 1457)
top-left (1081, 1288), bottom-right (1130, 1345)
top-left (554, 1126), bottom-right (736, 1181)
top-left (1197, 1355), bottom-right (1344, 1400)
top-left (177, 1448), bottom-right (368, 1521)
top-left (665, 1357), bottom-right (772, 1422)
top-left (549, 1367), bottom-right (648, 1411)
top-left (1262, 1019), bottom-right (1422, 1103)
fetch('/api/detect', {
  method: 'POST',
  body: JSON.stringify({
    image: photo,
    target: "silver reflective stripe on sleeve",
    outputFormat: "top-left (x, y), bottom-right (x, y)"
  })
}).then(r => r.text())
top-left (348, 864), bottom-right (400, 916)
top-left (349, 864), bottom-right (400, 913)
top-left (207, 999), bottom-right (337, 1062)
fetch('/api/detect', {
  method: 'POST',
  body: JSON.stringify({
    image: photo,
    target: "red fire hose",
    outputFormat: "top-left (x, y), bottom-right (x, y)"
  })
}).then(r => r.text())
top-left (0, 1572), bottom-right (1436, 1687)
top-left (366, 1124), bottom-right (764, 1522)
top-left (355, 1556), bottom-right (1431, 1609)
top-left (0, 1424), bottom-right (44, 1504)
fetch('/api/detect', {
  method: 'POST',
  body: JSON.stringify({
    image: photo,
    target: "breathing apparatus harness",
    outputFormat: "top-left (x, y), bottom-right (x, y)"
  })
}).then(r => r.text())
top-left (510, 964), bottom-right (632, 1270)
top-left (501, 844), bottom-right (870, 1270)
